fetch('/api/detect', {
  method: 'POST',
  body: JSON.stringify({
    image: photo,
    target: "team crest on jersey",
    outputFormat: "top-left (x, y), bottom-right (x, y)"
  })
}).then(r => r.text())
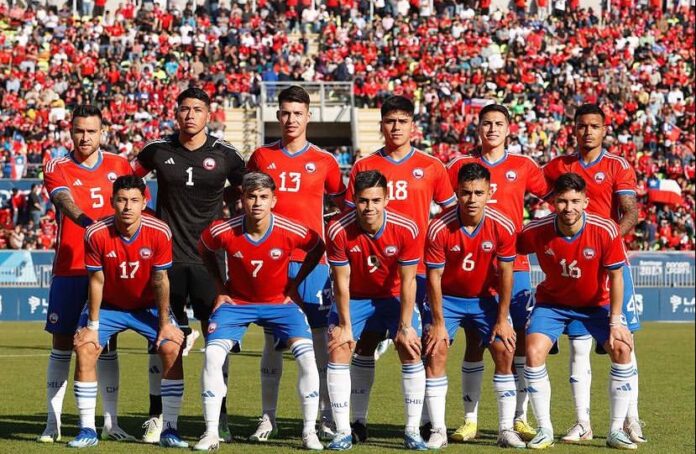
top-left (481, 241), bottom-right (494, 252)
top-left (208, 322), bottom-right (217, 334)
top-left (505, 170), bottom-right (517, 181)
top-left (594, 172), bottom-right (606, 184)
top-left (49, 312), bottom-right (59, 324)
top-left (139, 247), bottom-right (153, 259)
top-left (269, 248), bottom-right (283, 260)
top-left (107, 172), bottom-right (118, 182)
top-left (583, 247), bottom-right (596, 259)
top-left (412, 168), bottom-right (424, 179)
top-left (203, 158), bottom-right (216, 170)
top-left (305, 162), bottom-right (317, 173)
top-left (384, 245), bottom-right (398, 256)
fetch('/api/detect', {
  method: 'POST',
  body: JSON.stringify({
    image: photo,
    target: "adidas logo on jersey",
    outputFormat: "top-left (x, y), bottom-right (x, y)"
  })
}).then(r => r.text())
top-left (73, 179), bottom-right (83, 186)
top-left (233, 251), bottom-right (244, 258)
top-left (106, 251), bottom-right (117, 258)
top-left (165, 157), bottom-right (175, 165)
top-left (267, 163), bottom-right (277, 170)
top-left (450, 245), bottom-right (461, 252)
top-left (350, 245), bottom-right (362, 253)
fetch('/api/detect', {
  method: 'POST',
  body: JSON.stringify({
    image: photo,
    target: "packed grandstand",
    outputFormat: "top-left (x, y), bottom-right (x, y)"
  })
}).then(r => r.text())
top-left (0, 0), bottom-right (693, 251)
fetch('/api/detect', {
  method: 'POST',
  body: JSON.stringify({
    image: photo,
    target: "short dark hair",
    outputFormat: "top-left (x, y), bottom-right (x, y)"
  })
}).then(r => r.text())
top-left (574, 103), bottom-right (605, 122)
top-left (71, 105), bottom-right (102, 124)
top-left (381, 95), bottom-right (414, 118)
top-left (554, 172), bottom-right (586, 194)
top-left (243, 171), bottom-right (276, 193)
top-left (479, 103), bottom-right (511, 124)
top-left (278, 85), bottom-right (310, 107)
top-left (458, 163), bottom-right (490, 185)
top-left (176, 87), bottom-right (211, 108)
top-left (354, 170), bottom-right (388, 194)
top-left (113, 175), bottom-right (146, 195)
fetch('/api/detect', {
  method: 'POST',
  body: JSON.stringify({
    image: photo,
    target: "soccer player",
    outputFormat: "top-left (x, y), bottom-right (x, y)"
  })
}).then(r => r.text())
top-left (343, 96), bottom-right (456, 441)
top-left (423, 163), bottom-right (523, 449)
top-left (194, 171), bottom-right (326, 451)
top-left (247, 85), bottom-right (346, 441)
top-left (69, 175), bottom-right (186, 448)
top-left (518, 172), bottom-right (637, 450)
top-left (325, 170), bottom-right (426, 451)
top-left (445, 104), bottom-right (549, 442)
top-left (132, 87), bottom-right (245, 442)
top-left (39, 105), bottom-right (133, 443)
top-left (543, 104), bottom-right (643, 444)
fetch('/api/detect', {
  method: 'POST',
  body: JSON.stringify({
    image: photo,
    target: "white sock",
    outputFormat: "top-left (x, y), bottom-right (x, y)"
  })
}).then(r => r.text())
top-left (201, 340), bottom-right (232, 434)
top-left (569, 336), bottom-right (593, 423)
top-left (525, 365), bottom-right (552, 432)
top-left (148, 353), bottom-right (162, 404)
top-left (513, 356), bottom-right (529, 422)
top-left (350, 354), bottom-right (375, 424)
top-left (161, 379), bottom-right (184, 431)
top-left (425, 376), bottom-right (448, 431)
top-left (74, 381), bottom-right (98, 430)
top-left (402, 362), bottom-right (426, 433)
top-left (46, 349), bottom-right (71, 431)
top-left (493, 374), bottom-right (517, 431)
top-left (627, 349), bottom-right (640, 421)
top-left (97, 351), bottom-right (119, 430)
top-left (327, 362), bottom-right (351, 433)
top-left (260, 331), bottom-right (283, 422)
top-left (461, 360), bottom-right (484, 422)
top-left (292, 339), bottom-right (320, 435)
top-left (312, 328), bottom-right (331, 421)
top-left (609, 362), bottom-right (634, 433)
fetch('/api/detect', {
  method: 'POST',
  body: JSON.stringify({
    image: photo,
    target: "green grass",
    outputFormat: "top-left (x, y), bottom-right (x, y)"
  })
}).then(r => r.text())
top-left (0, 322), bottom-right (693, 453)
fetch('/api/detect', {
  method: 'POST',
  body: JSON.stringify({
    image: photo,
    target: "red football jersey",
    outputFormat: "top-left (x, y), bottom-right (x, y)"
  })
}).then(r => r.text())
top-left (200, 214), bottom-right (321, 304)
top-left (425, 207), bottom-right (517, 298)
top-left (247, 141), bottom-right (346, 262)
top-left (84, 215), bottom-right (173, 310)
top-left (447, 152), bottom-right (548, 271)
top-left (517, 213), bottom-right (627, 308)
top-left (345, 148), bottom-right (456, 274)
top-left (44, 152), bottom-right (134, 276)
top-left (326, 209), bottom-right (421, 299)
top-left (543, 151), bottom-right (637, 223)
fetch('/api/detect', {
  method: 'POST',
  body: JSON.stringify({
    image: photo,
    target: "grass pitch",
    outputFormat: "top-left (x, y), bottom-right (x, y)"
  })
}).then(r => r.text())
top-left (0, 322), bottom-right (693, 453)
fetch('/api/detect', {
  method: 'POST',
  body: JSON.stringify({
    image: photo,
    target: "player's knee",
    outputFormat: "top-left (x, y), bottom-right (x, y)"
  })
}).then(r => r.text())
top-left (525, 340), bottom-right (548, 366)
top-left (425, 341), bottom-right (448, 374)
top-left (607, 341), bottom-right (632, 363)
top-left (329, 343), bottom-right (352, 364)
top-left (158, 340), bottom-right (180, 360)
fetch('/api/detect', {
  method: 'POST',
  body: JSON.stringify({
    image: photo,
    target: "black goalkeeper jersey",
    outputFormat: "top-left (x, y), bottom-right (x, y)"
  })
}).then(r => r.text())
top-left (136, 134), bottom-right (245, 264)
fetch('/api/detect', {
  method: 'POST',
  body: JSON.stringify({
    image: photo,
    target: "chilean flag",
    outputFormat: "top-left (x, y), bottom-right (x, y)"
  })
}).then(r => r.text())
top-left (647, 178), bottom-right (683, 206)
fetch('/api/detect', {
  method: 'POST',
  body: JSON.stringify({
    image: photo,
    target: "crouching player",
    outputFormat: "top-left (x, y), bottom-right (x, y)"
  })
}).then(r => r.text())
top-left (325, 170), bottom-right (426, 451)
top-left (70, 175), bottom-right (186, 448)
top-left (518, 172), bottom-right (638, 450)
top-left (195, 171), bottom-right (326, 451)
top-left (423, 163), bottom-right (524, 449)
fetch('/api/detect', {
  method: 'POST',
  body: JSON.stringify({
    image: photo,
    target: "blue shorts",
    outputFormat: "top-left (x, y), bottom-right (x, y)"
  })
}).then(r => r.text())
top-left (564, 265), bottom-right (640, 337)
top-left (45, 275), bottom-right (89, 335)
top-left (424, 296), bottom-right (504, 347)
top-left (207, 303), bottom-right (312, 350)
top-left (527, 304), bottom-right (611, 347)
top-left (510, 271), bottom-right (533, 329)
top-left (416, 274), bottom-right (427, 307)
top-left (288, 262), bottom-right (331, 328)
top-left (78, 305), bottom-right (177, 348)
top-left (328, 297), bottom-right (422, 341)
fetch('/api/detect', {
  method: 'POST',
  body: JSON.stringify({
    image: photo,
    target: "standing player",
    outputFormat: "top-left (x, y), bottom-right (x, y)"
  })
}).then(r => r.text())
top-left (423, 163), bottom-right (523, 449)
top-left (69, 176), bottom-right (186, 449)
top-left (193, 172), bottom-right (325, 451)
top-left (445, 104), bottom-right (548, 442)
top-left (246, 85), bottom-right (346, 440)
top-left (39, 105), bottom-right (133, 443)
top-left (517, 173), bottom-right (638, 450)
top-left (543, 104), bottom-right (643, 444)
top-left (343, 96), bottom-right (456, 441)
top-left (132, 87), bottom-right (245, 442)
top-left (325, 170), bottom-right (426, 451)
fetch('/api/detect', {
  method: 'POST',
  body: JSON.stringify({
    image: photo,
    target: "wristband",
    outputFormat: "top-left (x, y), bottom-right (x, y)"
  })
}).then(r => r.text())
top-left (609, 314), bottom-right (626, 326)
top-left (86, 320), bottom-right (99, 331)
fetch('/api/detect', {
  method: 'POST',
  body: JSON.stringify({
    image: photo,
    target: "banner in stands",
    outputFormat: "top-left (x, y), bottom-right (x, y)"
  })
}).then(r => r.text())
top-left (0, 251), bottom-right (693, 322)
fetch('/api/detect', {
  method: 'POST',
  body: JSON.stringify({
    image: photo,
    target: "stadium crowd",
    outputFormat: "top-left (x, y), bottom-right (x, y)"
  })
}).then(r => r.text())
top-left (0, 0), bottom-right (693, 251)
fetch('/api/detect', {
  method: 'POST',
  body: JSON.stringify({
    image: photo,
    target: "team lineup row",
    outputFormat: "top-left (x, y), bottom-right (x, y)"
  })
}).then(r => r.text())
top-left (37, 86), bottom-right (645, 451)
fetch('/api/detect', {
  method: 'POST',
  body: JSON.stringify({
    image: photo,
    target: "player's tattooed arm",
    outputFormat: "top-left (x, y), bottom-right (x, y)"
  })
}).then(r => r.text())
top-left (151, 270), bottom-right (184, 347)
top-left (618, 194), bottom-right (639, 236)
top-left (52, 190), bottom-right (94, 227)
